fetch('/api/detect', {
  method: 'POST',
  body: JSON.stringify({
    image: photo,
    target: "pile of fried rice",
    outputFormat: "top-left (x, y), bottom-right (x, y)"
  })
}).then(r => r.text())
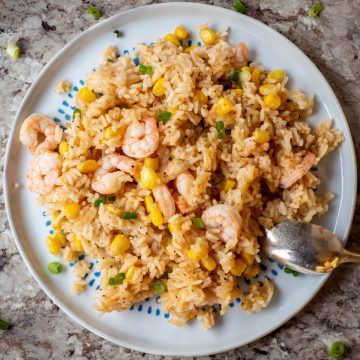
top-left (20, 24), bottom-right (343, 330)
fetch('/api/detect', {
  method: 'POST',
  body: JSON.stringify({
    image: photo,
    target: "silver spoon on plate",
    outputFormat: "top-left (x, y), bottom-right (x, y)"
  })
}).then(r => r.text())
top-left (263, 221), bottom-right (359, 275)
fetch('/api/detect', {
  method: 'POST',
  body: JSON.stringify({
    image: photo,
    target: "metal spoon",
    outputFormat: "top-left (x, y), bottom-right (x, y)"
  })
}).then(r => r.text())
top-left (263, 221), bottom-right (360, 275)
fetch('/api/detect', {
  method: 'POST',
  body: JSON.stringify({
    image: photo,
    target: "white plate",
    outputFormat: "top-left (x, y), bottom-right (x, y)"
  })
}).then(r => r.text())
top-left (4, 2), bottom-right (357, 356)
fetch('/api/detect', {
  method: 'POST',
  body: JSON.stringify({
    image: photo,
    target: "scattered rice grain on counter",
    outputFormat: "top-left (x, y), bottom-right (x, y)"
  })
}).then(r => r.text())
top-left (19, 24), bottom-right (343, 330)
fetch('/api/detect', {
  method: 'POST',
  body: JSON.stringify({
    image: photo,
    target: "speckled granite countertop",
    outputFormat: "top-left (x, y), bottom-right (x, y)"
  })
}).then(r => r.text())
top-left (1, 0), bottom-right (360, 359)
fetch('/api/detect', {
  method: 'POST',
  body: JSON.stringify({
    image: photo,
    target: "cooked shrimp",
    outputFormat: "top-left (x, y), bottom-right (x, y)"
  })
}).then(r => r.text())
top-left (233, 42), bottom-right (249, 69)
top-left (175, 195), bottom-right (192, 215)
top-left (201, 205), bottom-right (242, 248)
top-left (279, 151), bottom-right (316, 189)
top-left (91, 153), bottom-right (135, 194)
top-left (152, 184), bottom-right (176, 222)
top-left (122, 116), bottom-right (160, 159)
top-left (19, 113), bottom-right (62, 155)
top-left (26, 151), bottom-right (62, 194)
top-left (175, 172), bottom-right (195, 205)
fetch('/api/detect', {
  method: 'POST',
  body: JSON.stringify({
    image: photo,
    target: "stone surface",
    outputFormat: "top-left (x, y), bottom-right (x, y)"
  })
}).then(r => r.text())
top-left (1, 0), bottom-right (360, 359)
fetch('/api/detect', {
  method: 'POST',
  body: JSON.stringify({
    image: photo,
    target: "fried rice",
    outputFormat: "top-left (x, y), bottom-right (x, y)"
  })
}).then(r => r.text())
top-left (20, 24), bottom-right (343, 330)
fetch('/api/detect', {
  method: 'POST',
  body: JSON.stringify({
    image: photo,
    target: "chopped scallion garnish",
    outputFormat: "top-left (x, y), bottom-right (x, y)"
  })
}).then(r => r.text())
top-left (114, 30), bottom-right (124, 38)
top-left (138, 64), bottom-right (153, 75)
top-left (156, 111), bottom-right (172, 124)
top-left (0, 319), bottom-right (10, 330)
top-left (48, 261), bottom-right (64, 275)
top-left (192, 217), bottom-right (205, 229)
top-left (232, 0), bottom-right (247, 14)
top-left (152, 280), bottom-right (167, 294)
top-left (94, 197), bottom-right (107, 208)
top-left (72, 108), bottom-right (82, 120)
top-left (87, 5), bottom-right (102, 20)
top-left (121, 212), bottom-right (138, 220)
top-left (108, 272), bottom-right (125, 285)
top-left (215, 121), bottom-right (226, 140)
top-left (309, 2), bottom-right (323, 18)
top-left (6, 42), bottom-right (21, 61)
top-left (328, 341), bottom-right (345, 359)
top-left (107, 195), bottom-right (116, 202)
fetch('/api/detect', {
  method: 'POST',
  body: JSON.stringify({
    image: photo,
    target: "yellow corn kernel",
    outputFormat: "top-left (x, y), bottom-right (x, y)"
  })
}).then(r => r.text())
top-left (175, 26), bottom-right (188, 40)
top-left (199, 27), bottom-right (217, 45)
top-left (241, 66), bottom-right (252, 73)
top-left (245, 262), bottom-right (260, 279)
top-left (232, 88), bottom-right (243, 96)
top-left (77, 159), bottom-right (98, 174)
top-left (184, 45), bottom-right (199, 53)
top-left (144, 157), bottom-right (159, 171)
top-left (133, 162), bottom-right (142, 182)
top-left (230, 258), bottom-right (247, 276)
top-left (110, 234), bottom-right (131, 256)
top-left (46, 233), bottom-right (66, 255)
top-left (242, 253), bottom-right (255, 266)
top-left (187, 244), bottom-right (208, 261)
top-left (168, 223), bottom-right (175, 234)
top-left (144, 195), bottom-right (154, 213)
top-left (222, 178), bottom-right (236, 192)
top-left (259, 83), bottom-right (276, 95)
top-left (106, 204), bottom-right (122, 216)
top-left (78, 86), bottom-right (97, 103)
top-left (149, 203), bottom-right (164, 227)
top-left (200, 255), bottom-right (217, 271)
top-left (125, 265), bottom-right (140, 284)
top-left (169, 148), bottom-right (175, 158)
top-left (103, 126), bottom-right (124, 140)
top-left (239, 69), bottom-right (252, 83)
top-left (267, 69), bottom-right (285, 83)
top-left (251, 68), bottom-right (262, 87)
top-left (64, 203), bottom-right (80, 220)
top-left (59, 141), bottom-right (69, 157)
top-left (215, 97), bottom-right (233, 116)
top-left (72, 234), bottom-right (84, 252)
top-left (140, 165), bottom-right (158, 190)
top-left (253, 130), bottom-right (270, 144)
top-left (168, 107), bottom-right (177, 116)
top-left (152, 78), bottom-right (166, 97)
top-left (264, 93), bottom-right (281, 110)
top-left (164, 33), bottom-right (179, 46)
top-left (194, 90), bottom-right (207, 104)
top-left (51, 212), bottom-right (64, 231)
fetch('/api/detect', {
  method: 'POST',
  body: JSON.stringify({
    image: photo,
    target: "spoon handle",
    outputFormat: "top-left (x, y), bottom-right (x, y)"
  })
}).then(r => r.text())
top-left (340, 250), bottom-right (360, 264)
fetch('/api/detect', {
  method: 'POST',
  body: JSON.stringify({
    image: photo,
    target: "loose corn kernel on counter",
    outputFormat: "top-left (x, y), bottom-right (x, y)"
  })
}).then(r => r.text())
top-left (19, 24), bottom-right (343, 330)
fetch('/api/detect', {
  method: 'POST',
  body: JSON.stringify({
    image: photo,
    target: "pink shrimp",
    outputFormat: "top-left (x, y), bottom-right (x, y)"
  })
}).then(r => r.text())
top-left (279, 151), bottom-right (316, 188)
top-left (19, 113), bottom-right (62, 155)
top-left (26, 151), bottom-right (62, 194)
top-left (233, 42), bottom-right (249, 69)
top-left (152, 184), bottom-right (176, 222)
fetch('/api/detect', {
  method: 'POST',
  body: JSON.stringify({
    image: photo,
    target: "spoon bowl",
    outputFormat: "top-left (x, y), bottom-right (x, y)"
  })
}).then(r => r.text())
top-left (263, 221), bottom-right (360, 275)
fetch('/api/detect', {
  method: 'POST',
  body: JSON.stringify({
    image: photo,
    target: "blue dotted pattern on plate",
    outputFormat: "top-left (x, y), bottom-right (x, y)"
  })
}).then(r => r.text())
top-left (45, 42), bottom-right (299, 321)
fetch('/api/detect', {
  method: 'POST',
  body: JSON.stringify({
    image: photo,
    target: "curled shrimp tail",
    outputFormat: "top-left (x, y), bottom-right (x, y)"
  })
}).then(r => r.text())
top-left (234, 42), bottom-right (249, 69)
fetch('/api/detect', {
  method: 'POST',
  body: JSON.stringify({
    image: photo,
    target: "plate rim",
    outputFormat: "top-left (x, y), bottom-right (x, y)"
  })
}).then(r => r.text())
top-left (3, 2), bottom-right (357, 356)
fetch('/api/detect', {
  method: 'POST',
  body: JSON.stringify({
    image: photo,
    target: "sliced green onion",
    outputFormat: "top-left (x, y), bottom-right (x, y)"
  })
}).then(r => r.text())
top-left (48, 261), bottom-right (63, 275)
top-left (94, 197), bottom-right (107, 208)
top-left (121, 212), bottom-right (138, 220)
top-left (329, 341), bottom-right (345, 359)
top-left (152, 280), bottom-right (167, 294)
top-left (108, 272), bottom-right (125, 285)
top-left (227, 69), bottom-right (241, 84)
top-left (215, 121), bottom-right (226, 140)
top-left (6, 42), bottom-right (21, 61)
top-left (87, 5), bottom-right (102, 20)
top-left (0, 319), bottom-right (10, 330)
top-left (156, 111), bottom-right (172, 124)
top-left (107, 195), bottom-right (116, 202)
top-left (309, 2), bottom-right (323, 18)
top-left (284, 267), bottom-right (300, 276)
top-left (138, 64), bottom-right (153, 75)
top-left (114, 30), bottom-right (124, 38)
top-left (192, 217), bottom-right (205, 229)
top-left (72, 108), bottom-right (82, 120)
top-left (232, 0), bottom-right (246, 14)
